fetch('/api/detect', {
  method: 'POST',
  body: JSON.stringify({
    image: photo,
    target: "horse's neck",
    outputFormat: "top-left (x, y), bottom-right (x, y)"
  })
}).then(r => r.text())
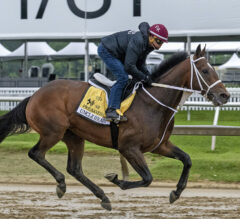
top-left (153, 60), bottom-right (190, 109)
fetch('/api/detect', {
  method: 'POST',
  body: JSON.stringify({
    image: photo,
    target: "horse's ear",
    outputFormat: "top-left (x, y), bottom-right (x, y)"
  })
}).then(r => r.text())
top-left (195, 44), bottom-right (201, 57)
top-left (200, 44), bottom-right (206, 57)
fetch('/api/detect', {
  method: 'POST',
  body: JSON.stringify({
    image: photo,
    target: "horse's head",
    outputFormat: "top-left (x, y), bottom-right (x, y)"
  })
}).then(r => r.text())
top-left (191, 44), bottom-right (230, 106)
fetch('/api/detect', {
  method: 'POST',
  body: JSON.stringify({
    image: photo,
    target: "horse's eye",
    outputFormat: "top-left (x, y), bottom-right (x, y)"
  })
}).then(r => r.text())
top-left (202, 69), bottom-right (208, 74)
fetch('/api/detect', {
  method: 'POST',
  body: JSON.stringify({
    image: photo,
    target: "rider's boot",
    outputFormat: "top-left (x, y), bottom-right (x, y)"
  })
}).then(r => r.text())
top-left (105, 108), bottom-right (127, 122)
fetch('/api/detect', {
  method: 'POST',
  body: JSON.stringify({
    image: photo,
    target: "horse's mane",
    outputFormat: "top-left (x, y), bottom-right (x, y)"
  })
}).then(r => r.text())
top-left (151, 52), bottom-right (188, 81)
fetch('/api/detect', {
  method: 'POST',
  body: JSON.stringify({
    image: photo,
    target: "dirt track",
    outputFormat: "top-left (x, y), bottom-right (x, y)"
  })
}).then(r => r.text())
top-left (0, 184), bottom-right (240, 218)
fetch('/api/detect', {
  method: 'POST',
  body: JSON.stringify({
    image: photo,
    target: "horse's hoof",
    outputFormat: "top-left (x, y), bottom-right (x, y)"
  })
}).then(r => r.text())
top-left (101, 201), bottom-right (112, 211)
top-left (56, 184), bottom-right (66, 198)
top-left (169, 190), bottom-right (179, 204)
top-left (104, 173), bottom-right (117, 182)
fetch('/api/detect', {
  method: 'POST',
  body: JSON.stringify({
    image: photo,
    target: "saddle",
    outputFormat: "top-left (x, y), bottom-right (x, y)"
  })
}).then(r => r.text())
top-left (88, 73), bottom-right (136, 102)
top-left (76, 73), bottom-right (138, 126)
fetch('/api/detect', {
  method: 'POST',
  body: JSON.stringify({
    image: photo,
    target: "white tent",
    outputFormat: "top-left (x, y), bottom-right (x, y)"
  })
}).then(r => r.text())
top-left (146, 51), bottom-right (164, 65)
top-left (3, 42), bottom-right (56, 61)
top-left (201, 42), bottom-right (240, 53)
top-left (158, 42), bottom-right (240, 54)
top-left (0, 44), bottom-right (11, 57)
top-left (160, 43), bottom-right (185, 53)
top-left (218, 53), bottom-right (240, 69)
top-left (50, 42), bottom-right (98, 60)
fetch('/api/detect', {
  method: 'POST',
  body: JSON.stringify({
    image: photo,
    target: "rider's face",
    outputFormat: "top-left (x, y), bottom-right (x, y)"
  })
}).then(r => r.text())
top-left (149, 35), bottom-right (164, 50)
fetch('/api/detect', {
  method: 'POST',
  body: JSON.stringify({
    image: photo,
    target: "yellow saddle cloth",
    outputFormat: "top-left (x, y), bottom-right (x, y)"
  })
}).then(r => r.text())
top-left (76, 86), bottom-right (136, 125)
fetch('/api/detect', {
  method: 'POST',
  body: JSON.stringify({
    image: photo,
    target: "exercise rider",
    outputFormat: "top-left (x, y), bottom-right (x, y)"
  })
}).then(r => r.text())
top-left (97, 22), bottom-right (168, 122)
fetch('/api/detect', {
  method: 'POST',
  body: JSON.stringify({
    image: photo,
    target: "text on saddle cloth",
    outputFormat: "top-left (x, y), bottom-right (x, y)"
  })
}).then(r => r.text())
top-left (76, 86), bottom-right (136, 125)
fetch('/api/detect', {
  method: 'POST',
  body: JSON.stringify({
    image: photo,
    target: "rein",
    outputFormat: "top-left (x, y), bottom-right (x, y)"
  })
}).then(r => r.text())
top-left (142, 55), bottom-right (221, 152)
top-left (151, 83), bottom-right (201, 93)
top-left (142, 84), bottom-right (177, 152)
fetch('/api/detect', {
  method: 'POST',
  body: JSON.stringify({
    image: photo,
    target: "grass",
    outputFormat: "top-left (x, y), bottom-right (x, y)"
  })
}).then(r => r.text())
top-left (0, 133), bottom-right (117, 155)
top-left (150, 135), bottom-right (240, 182)
top-left (0, 110), bottom-right (239, 183)
top-left (175, 110), bottom-right (240, 126)
top-left (149, 110), bottom-right (240, 182)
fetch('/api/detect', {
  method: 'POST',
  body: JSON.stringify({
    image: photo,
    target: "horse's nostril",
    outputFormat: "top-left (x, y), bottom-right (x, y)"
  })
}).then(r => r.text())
top-left (220, 93), bottom-right (230, 100)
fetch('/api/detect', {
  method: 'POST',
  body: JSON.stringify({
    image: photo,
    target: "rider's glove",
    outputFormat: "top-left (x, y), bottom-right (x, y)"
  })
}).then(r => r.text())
top-left (143, 75), bottom-right (153, 86)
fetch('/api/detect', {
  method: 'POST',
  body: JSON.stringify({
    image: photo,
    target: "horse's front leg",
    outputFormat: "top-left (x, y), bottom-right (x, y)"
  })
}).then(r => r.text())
top-left (105, 147), bottom-right (153, 190)
top-left (152, 140), bottom-right (192, 203)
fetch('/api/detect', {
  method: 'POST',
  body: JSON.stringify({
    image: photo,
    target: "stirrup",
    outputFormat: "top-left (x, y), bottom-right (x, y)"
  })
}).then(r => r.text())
top-left (105, 109), bottom-right (127, 123)
top-left (105, 115), bottom-right (127, 123)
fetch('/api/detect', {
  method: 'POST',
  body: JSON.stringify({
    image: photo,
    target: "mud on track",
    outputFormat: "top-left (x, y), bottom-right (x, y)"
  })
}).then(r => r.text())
top-left (0, 184), bottom-right (240, 218)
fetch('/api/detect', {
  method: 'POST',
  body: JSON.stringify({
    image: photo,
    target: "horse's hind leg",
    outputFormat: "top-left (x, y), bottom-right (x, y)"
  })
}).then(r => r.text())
top-left (105, 147), bottom-right (153, 190)
top-left (28, 135), bottom-right (66, 198)
top-left (152, 140), bottom-right (192, 204)
top-left (62, 130), bottom-right (112, 211)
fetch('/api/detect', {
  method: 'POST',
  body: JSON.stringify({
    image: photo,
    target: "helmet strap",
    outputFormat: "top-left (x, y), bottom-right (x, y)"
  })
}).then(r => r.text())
top-left (151, 42), bottom-right (158, 50)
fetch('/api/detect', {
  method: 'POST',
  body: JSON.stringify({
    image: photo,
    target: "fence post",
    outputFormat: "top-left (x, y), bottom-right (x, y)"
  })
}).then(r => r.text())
top-left (211, 106), bottom-right (220, 151)
top-left (187, 106), bottom-right (191, 121)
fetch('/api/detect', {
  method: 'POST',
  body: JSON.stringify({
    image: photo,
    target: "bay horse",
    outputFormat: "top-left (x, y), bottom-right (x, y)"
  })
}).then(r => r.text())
top-left (0, 45), bottom-right (229, 211)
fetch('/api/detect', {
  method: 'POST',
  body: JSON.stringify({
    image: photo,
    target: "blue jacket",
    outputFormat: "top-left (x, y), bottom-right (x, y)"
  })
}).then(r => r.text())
top-left (101, 22), bottom-right (153, 80)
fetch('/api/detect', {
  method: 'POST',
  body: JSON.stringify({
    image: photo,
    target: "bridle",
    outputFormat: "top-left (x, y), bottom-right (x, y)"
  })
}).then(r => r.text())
top-left (189, 55), bottom-right (221, 98)
top-left (151, 55), bottom-right (222, 98)
top-left (139, 55), bottom-right (222, 152)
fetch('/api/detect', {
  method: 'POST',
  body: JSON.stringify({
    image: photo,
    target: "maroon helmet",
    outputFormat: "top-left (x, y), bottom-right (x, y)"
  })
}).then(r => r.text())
top-left (149, 24), bottom-right (168, 42)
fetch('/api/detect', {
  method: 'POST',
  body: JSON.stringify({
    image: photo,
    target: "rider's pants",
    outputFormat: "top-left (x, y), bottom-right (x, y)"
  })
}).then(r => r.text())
top-left (98, 43), bottom-right (128, 109)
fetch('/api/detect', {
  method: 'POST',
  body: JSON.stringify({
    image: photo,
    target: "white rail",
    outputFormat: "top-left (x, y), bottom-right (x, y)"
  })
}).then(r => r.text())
top-left (0, 87), bottom-right (239, 151)
top-left (0, 88), bottom-right (39, 110)
top-left (178, 102), bottom-right (240, 150)
top-left (0, 87), bottom-right (239, 110)
top-left (173, 125), bottom-right (240, 136)
top-left (181, 87), bottom-right (240, 111)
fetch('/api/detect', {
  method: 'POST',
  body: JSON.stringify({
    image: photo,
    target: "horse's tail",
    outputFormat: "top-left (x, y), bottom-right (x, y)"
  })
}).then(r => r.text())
top-left (0, 96), bottom-right (31, 143)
